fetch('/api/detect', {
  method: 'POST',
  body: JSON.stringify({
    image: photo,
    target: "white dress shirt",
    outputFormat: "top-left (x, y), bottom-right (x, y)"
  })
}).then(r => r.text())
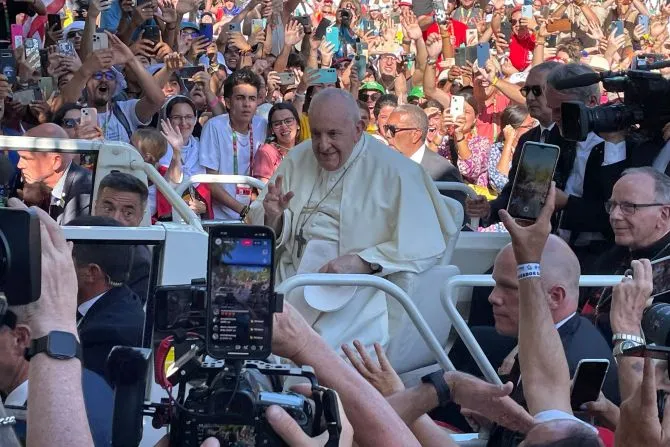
top-left (51, 162), bottom-right (72, 207)
top-left (409, 144), bottom-right (427, 164)
top-left (653, 139), bottom-right (670, 173)
top-left (77, 291), bottom-right (107, 327)
top-left (4, 380), bottom-right (28, 406)
top-left (539, 123), bottom-right (555, 142)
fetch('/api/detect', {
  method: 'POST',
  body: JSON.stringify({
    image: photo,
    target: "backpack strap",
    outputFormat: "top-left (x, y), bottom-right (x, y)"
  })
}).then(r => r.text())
top-left (112, 102), bottom-right (133, 140)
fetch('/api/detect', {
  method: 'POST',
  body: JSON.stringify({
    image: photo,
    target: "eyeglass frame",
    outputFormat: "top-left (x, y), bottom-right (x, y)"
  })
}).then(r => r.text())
top-left (92, 71), bottom-right (116, 81)
top-left (604, 200), bottom-right (669, 215)
top-left (384, 124), bottom-right (419, 138)
top-left (62, 117), bottom-right (81, 129)
top-left (271, 117), bottom-right (297, 128)
top-left (169, 114), bottom-right (196, 124)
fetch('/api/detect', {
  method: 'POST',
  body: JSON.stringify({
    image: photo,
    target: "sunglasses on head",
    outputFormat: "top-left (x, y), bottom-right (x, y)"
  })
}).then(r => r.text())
top-left (520, 85), bottom-right (542, 97)
top-left (62, 117), bottom-right (81, 128)
top-left (92, 71), bottom-right (116, 81)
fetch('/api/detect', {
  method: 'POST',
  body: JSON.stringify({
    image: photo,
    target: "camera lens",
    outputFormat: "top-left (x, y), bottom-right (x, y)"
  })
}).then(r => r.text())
top-left (642, 303), bottom-right (670, 346)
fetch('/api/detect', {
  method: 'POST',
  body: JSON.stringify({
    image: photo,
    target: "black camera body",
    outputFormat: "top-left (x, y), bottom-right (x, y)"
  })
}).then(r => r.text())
top-left (559, 63), bottom-right (670, 141)
top-left (0, 207), bottom-right (41, 306)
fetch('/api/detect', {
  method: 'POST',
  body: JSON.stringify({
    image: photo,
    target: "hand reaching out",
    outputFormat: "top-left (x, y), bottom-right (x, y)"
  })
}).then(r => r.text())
top-left (284, 20), bottom-right (305, 47)
top-left (610, 259), bottom-right (653, 334)
top-left (342, 341), bottom-right (404, 397)
top-left (263, 175), bottom-right (294, 222)
top-left (425, 33), bottom-right (442, 59)
top-left (400, 10), bottom-right (423, 41)
top-left (160, 118), bottom-right (185, 152)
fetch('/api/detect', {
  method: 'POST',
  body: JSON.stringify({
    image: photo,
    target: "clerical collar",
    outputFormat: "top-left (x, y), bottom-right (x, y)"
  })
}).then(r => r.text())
top-left (631, 230), bottom-right (670, 260)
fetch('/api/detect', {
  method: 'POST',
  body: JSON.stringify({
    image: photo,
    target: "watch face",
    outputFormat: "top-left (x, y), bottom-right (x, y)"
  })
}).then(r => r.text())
top-left (48, 331), bottom-right (78, 359)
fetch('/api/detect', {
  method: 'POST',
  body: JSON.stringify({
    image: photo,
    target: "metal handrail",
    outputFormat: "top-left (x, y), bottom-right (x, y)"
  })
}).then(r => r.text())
top-left (275, 273), bottom-right (455, 372)
top-left (174, 174), bottom-right (266, 196)
top-left (434, 182), bottom-right (480, 229)
top-left (441, 274), bottom-right (625, 384)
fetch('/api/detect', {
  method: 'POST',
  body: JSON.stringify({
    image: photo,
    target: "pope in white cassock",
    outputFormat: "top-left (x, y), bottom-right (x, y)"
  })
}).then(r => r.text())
top-left (249, 88), bottom-right (456, 353)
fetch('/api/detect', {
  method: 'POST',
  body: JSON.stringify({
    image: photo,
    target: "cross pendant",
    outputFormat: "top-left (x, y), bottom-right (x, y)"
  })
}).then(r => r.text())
top-left (296, 230), bottom-right (307, 258)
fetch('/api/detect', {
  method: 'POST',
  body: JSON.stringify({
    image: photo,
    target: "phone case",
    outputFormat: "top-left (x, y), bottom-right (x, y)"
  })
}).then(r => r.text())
top-left (11, 25), bottom-right (23, 50)
top-left (57, 40), bottom-right (76, 57)
top-left (355, 55), bottom-right (367, 80)
top-left (314, 18), bottom-right (332, 40)
top-left (228, 22), bottom-right (242, 33)
top-left (325, 26), bottom-right (341, 53)
top-left (315, 68), bottom-right (337, 85)
top-left (477, 43), bottom-right (490, 68)
top-left (278, 72), bottom-right (296, 85)
top-left (450, 96), bottom-right (464, 117)
top-left (612, 21), bottom-right (625, 36)
top-left (455, 48), bottom-right (466, 67)
top-left (81, 108), bottom-right (98, 126)
top-left (466, 29), bottom-right (478, 46)
top-left (92, 33), bottom-right (109, 51)
top-left (521, 5), bottom-right (533, 18)
top-left (39, 77), bottom-right (54, 100)
top-left (13, 90), bottom-right (35, 106)
top-left (0, 50), bottom-right (17, 84)
top-left (251, 19), bottom-right (266, 34)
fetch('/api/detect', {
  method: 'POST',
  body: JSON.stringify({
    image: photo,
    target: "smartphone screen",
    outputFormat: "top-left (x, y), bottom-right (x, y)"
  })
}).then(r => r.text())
top-left (622, 344), bottom-right (670, 359)
top-left (48, 14), bottom-right (62, 32)
top-left (507, 142), bottom-right (560, 222)
top-left (143, 25), bottom-right (161, 44)
top-left (278, 71), bottom-right (296, 85)
top-left (650, 256), bottom-right (670, 298)
top-left (206, 226), bottom-right (274, 360)
top-left (455, 47), bottom-right (466, 67)
top-left (571, 360), bottom-right (610, 410)
top-left (0, 49), bottom-right (17, 84)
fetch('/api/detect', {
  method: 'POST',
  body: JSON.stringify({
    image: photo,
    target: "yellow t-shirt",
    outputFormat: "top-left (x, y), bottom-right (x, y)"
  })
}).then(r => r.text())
top-left (299, 113), bottom-right (311, 142)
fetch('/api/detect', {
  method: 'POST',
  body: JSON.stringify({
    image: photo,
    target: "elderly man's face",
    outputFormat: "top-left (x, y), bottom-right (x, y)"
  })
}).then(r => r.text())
top-left (609, 173), bottom-right (670, 250)
top-left (489, 248), bottom-right (522, 337)
top-left (386, 111), bottom-right (422, 152)
top-left (17, 152), bottom-right (62, 185)
top-left (0, 325), bottom-right (30, 395)
top-left (524, 69), bottom-right (552, 125)
top-left (309, 99), bottom-right (364, 171)
top-left (380, 55), bottom-right (399, 77)
top-left (94, 187), bottom-right (144, 227)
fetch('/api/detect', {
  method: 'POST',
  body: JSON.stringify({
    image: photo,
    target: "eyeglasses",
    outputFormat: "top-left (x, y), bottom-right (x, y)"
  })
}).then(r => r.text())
top-left (520, 85), bottom-right (543, 98)
top-left (359, 92), bottom-right (381, 102)
top-left (604, 200), bottom-right (668, 215)
top-left (384, 124), bottom-right (418, 137)
top-left (271, 117), bottom-right (296, 128)
top-left (170, 115), bottom-right (196, 123)
top-left (510, 19), bottom-right (518, 25)
top-left (92, 71), bottom-right (116, 81)
top-left (62, 117), bottom-right (80, 129)
top-left (66, 31), bottom-right (83, 39)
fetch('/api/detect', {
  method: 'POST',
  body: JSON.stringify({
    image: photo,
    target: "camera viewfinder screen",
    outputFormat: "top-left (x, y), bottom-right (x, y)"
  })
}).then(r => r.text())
top-left (507, 143), bottom-right (560, 221)
top-left (208, 234), bottom-right (273, 357)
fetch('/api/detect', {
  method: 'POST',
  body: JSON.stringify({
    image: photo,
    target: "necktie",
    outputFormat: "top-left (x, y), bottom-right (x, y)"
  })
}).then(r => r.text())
top-left (76, 311), bottom-right (83, 323)
top-left (540, 128), bottom-right (550, 144)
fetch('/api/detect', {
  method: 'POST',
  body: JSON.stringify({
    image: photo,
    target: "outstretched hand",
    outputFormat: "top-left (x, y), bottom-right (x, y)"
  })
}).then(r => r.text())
top-left (342, 341), bottom-right (404, 397)
top-left (263, 175), bottom-right (294, 222)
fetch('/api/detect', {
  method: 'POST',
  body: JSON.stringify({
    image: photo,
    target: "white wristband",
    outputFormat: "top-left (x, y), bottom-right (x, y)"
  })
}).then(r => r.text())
top-left (517, 263), bottom-right (541, 280)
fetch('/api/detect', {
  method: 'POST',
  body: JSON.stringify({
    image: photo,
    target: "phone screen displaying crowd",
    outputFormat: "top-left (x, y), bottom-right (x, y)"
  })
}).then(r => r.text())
top-left (206, 226), bottom-right (274, 359)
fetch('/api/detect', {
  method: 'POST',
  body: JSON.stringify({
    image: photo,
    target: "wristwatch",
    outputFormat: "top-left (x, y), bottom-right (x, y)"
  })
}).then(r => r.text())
top-left (613, 339), bottom-right (644, 357)
top-left (421, 370), bottom-right (452, 407)
top-left (25, 331), bottom-right (82, 362)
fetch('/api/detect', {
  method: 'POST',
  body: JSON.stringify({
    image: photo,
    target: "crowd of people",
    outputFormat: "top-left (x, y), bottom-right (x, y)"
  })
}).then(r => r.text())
top-left (3, 0), bottom-right (670, 444)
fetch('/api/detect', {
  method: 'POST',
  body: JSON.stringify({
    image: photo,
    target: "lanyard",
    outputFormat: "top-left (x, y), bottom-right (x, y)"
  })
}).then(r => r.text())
top-left (232, 124), bottom-right (254, 175)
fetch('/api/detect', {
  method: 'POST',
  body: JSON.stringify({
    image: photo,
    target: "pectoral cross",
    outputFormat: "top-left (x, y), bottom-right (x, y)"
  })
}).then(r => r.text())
top-left (296, 229), bottom-right (308, 258)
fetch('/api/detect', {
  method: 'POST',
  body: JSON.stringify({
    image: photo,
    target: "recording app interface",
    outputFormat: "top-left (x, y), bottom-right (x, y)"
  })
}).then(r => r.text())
top-left (209, 236), bottom-right (272, 355)
top-left (508, 144), bottom-right (559, 220)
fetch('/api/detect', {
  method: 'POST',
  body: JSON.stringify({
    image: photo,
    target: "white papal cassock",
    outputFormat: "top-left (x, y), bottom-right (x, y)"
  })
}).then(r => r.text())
top-left (249, 133), bottom-right (457, 353)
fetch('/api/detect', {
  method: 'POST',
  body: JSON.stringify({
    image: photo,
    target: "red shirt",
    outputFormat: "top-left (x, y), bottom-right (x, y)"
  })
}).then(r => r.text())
top-left (509, 32), bottom-right (536, 71)
top-left (422, 19), bottom-right (467, 49)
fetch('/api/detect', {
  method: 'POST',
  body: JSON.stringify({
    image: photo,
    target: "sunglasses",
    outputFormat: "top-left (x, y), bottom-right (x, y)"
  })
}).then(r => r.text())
top-left (510, 19), bottom-right (518, 25)
top-left (62, 117), bottom-right (81, 129)
top-left (520, 85), bottom-right (542, 97)
top-left (359, 92), bottom-right (381, 102)
top-left (92, 71), bottom-right (116, 81)
top-left (66, 31), bottom-right (83, 39)
top-left (384, 124), bottom-right (418, 137)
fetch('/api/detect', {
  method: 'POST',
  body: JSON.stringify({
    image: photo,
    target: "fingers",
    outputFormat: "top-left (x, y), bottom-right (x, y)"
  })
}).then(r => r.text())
top-left (353, 339), bottom-right (381, 373)
top-left (200, 437), bottom-right (220, 447)
top-left (640, 357), bottom-right (657, 410)
top-left (374, 342), bottom-right (393, 370)
top-left (265, 405), bottom-right (312, 447)
top-left (537, 182), bottom-right (556, 223)
top-left (341, 343), bottom-right (370, 377)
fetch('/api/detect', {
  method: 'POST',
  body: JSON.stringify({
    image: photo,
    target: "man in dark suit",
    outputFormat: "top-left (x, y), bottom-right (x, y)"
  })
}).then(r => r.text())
top-left (15, 124), bottom-right (92, 224)
top-left (435, 237), bottom-right (619, 445)
top-left (385, 104), bottom-right (466, 208)
top-left (69, 215), bottom-right (145, 380)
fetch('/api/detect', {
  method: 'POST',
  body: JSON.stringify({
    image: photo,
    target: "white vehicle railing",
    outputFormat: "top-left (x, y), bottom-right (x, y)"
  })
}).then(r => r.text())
top-left (434, 181), bottom-right (480, 229)
top-left (275, 273), bottom-right (456, 372)
top-left (0, 136), bottom-right (203, 231)
top-left (441, 274), bottom-right (625, 384)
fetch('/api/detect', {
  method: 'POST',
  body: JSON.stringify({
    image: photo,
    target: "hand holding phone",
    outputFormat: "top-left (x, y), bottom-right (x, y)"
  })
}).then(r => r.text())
top-left (92, 33), bottom-right (109, 51)
top-left (570, 359), bottom-right (610, 411)
top-left (450, 95), bottom-right (465, 117)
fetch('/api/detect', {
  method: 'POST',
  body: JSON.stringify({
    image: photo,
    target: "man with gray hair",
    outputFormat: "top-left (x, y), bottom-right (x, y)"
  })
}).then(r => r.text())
top-left (249, 88), bottom-right (456, 353)
top-left (585, 167), bottom-right (670, 343)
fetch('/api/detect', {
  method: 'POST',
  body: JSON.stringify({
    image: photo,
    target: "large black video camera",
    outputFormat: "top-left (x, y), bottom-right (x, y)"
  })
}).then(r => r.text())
top-left (558, 57), bottom-right (670, 141)
top-left (0, 207), bottom-right (41, 306)
top-left (108, 225), bottom-right (342, 447)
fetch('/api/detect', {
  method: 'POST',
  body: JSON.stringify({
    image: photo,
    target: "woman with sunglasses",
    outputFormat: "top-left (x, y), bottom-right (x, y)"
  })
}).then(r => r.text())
top-left (487, 104), bottom-right (534, 194)
top-left (253, 103), bottom-right (301, 184)
top-left (53, 103), bottom-right (103, 141)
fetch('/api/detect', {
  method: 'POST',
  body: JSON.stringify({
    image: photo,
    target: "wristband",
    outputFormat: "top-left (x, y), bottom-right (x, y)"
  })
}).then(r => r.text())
top-left (491, 76), bottom-right (499, 86)
top-left (517, 263), bottom-right (541, 280)
top-left (421, 370), bottom-right (452, 407)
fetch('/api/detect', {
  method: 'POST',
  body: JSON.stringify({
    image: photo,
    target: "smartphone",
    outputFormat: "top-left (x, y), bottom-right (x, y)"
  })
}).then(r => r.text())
top-left (81, 107), bottom-right (99, 126)
top-left (277, 71), bottom-right (296, 85)
top-left (96, 0), bottom-right (113, 11)
top-left (251, 18), bottom-right (267, 34)
top-left (48, 14), bottom-right (62, 32)
top-left (38, 77), bottom-right (54, 100)
top-left (521, 5), bottom-right (533, 18)
top-left (450, 95), bottom-right (465, 117)
top-left (507, 142), bottom-right (561, 222)
top-left (227, 22), bottom-right (242, 34)
top-left (57, 40), bottom-right (76, 57)
top-left (314, 18), bottom-right (332, 40)
top-left (612, 20), bottom-right (625, 37)
top-left (24, 38), bottom-right (41, 71)
top-left (622, 344), bottom-right (670, 359)
top-left (11, 24), bottom-right (23, 50)
top-left (477, 42), bottom-right (490, 68)
top-left (649, 255), bottom-right (670, 298)
top-left (354, 55), bottom-right (367, 80)
top-left (143, 25), bottom-right (161, 44)
top-left (0, 49), bottom-right (17, 84)
top-left (546, 18), bottom-right (572, 33)
top-left (39, 49), bottom-right (49, 77)
top-left (433, 0), bottom-right (448, 24)
top-left (315, 68), bottom-right (338, 85)
top-left (570, 359), bottom-right (610, 410)
top-left (455, 47), bottom-right (467, 67)
top-left (466, 28), bottom-right (478, 46)
top-left (295, 16), bottom-right (310, 29)
top-left (638, 15), bottom-right (650, 33)
top-left (465, 45), bottom-right (477, 64)
top-left (12, 89), bottom-right (36, 106)
top-left (547, 34), bottom-right (558, 47)
top-left (206, 225), bottom-right (275, 360)
top-left (325, 26), bottom-right (341, 54)
top-left (92, 33), bottom-right (109, 51)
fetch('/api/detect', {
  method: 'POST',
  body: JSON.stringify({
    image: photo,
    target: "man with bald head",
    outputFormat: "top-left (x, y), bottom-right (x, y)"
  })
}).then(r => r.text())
top-left (249, 88), bottom-right (455, 353)
top-left (16, 123), bottom-right (92, 224)
top-left (444, 235), bottom-right (619, 439)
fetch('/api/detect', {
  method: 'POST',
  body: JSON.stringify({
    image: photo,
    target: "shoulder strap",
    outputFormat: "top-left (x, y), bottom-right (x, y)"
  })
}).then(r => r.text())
top-left (112, 102), bottom-right (133, 140)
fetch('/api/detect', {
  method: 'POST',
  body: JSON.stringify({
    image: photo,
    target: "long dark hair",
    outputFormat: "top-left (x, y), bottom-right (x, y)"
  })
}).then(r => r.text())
top-left (497, 104), bottom-right (529, 143)
top-left (267, 102), bottom-right (301, 145)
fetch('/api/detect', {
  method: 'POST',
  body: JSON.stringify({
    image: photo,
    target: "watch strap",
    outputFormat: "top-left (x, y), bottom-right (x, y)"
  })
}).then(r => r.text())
top-left (612, 333), bottom-right (645, 345)
top-left (421, 370), bottom-right (452, 407)
top-left (25, 332), bottom-right (83, 362)
top-left (613, 340), bottom-right (644, 357)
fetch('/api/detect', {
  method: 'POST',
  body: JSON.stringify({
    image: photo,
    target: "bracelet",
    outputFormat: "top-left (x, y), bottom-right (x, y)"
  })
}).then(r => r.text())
top-left (427, 58), bottom-right (437, 65)
top-left (455, 136), bottom-right (465, 143)
top-left (517, 263), bottom-right (541, 280)
top-left (491, 76), bottom-right (499, 86)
